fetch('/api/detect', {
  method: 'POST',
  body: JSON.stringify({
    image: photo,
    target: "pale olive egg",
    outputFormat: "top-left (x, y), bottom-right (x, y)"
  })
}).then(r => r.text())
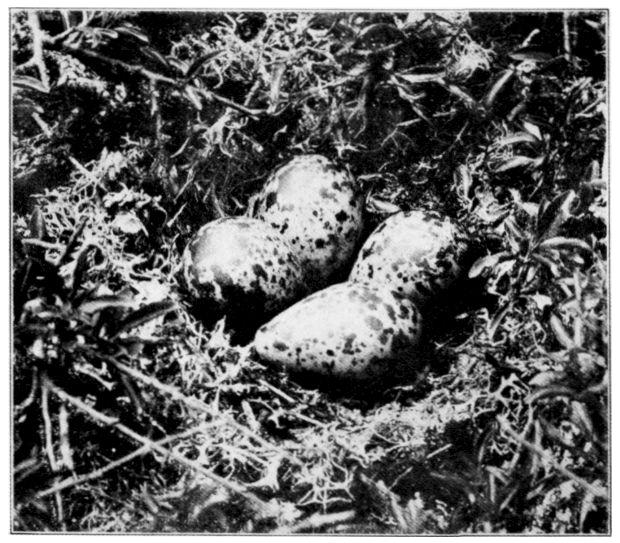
top-left (254, 282), bottom-right (423, 381)
top-left (252, 155), bottom-right (364, 289)
top-left (349, 210), bottom-right (468, 305)
top-left (182, 217), bottom-right (307, 322)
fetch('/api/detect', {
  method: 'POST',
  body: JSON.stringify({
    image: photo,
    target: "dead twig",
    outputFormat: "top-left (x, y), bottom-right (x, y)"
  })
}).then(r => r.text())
top-left (45, 377), bottom-right (281, 519)
top-left (108, 357), bottom-right (215, 416)
top-left (271, 510), bottom-right (356, 534)
top-left (61, 46), bottom-right (264, 118)
top-left (41, 377), bottom-right (66, 530)
top-left (258, 379), bottom-right (296, 404)
top-left (35, 425), bottom-right (209, 499)
top-left (15, 367), bottom-right (39, 415)
top-left (149, 79), bottom-right (164, 149)
top-left (108, 357), bottom-right (303, 464)
top-left (57, 404), bottom-right (74, 471)
top-left (16, 12), bottom-right (50, 90)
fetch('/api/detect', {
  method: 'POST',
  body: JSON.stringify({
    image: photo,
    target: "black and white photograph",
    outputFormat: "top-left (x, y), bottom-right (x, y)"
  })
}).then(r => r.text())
top-left (10, 7), bottom-right (609, 534)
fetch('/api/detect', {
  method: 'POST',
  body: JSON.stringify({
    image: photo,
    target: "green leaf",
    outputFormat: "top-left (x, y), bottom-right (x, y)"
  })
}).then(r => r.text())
top-left (367, 196), bottom-right (402, 215)
top-left (71, 244), bottom-right (103, 293)
top-left (532, 253), bottom-right (560, 277)
top-left (395, 72), bottom-right (444, 85)
top-left (185, 50), bottom-right (224, 80)
top-left (518, 201), bottom-right (540, 218)
top-left (484, 69), bottom-right (514, 109)
top-left (140, 46), bottom-right (171, 70)
top-left (529, 370), bottom-right (568, 388)
top-left (488, 302), bottom-right (512, 340)
top-left (62, 30), bottom-right (84, 48)
top-left (536, 190), bottom-right (576, 240)
top-left (538, 237), bottom-right (591, 252)
top-left (114, 25), bottom-right (149, 44)
top-left (98, 28), bottom-right (119, 40)
top-left (529, 293), bottom-right (553, 311)
top-left (20, 239), bottom-right (60, 251)
top-left (522, 121), bottom-right (543, 140)
top-left (394, 84), bottom-right (424, 106)
top-left (111, 300), bottom-right (176, 338)
top-left (268, 63), bottom-right (286, 113)
top-left (13, 76), bottom-right (49, 94)
top-left (78, 295), bottom-right (134, 315)
top-left (454, 165), bottom-right (474, 199)
top-left (549, 313), bottom-right (575, 349)
top-left (58, 218), bottom-right (88, 266)
top-left (495, 132), bottom-right (539, 148)
top-left (184, 86), bottom-right (203, 110)
top-left (579, 489), bottom-right (598, 532)
top-left (167, 57), bottom-right (189, 75)
top-left (570, 400), bottom-right (594, 437)
top-left (584, 19), bottom-right (604, 32)
top-left (495, 156), bottom-right (538, 173)
top-left (28, 206), bottom-right (47, 240)
top-left (408, 102), bottom-right (433, 126)
top-left (443, 83), bottom-right (477, 109)
top-left (502, 215), bottom-right (527, 247)
top-left (509, 47), bottom-right (553, 62)
top-left (468, 252), bottom-right (513, 278)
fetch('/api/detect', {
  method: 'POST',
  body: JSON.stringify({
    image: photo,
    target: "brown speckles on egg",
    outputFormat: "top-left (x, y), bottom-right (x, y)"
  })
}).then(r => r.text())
top-left (335, 210), bottom-right (349, 223)
top-left (378, 327), bottom-right (394, 345)
top-left (385, 303), bottom-right (396, 323)
top-left (318, 187), bottom-right (338, 202)
top-left (361, 247), bottom-right (374, 260)
top-left (263, 192), bottom-right (277, 209)
top-left (366, 316), bottom-right (383, 331)
top-left (343, 333), bottom-right (357, 354)
top-left (252, 263), bottom-right (268, 281)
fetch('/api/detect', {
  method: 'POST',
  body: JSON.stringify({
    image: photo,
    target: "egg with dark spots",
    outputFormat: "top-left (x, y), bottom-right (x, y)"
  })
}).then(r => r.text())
top-left (182, 217), bottom-right (307, 323)
top-left (254, 282), bottom-right (423, 381)
top-left (252, 155), bottom-right (364, 289)
top-left (349, 210), bottom-right (469, 305)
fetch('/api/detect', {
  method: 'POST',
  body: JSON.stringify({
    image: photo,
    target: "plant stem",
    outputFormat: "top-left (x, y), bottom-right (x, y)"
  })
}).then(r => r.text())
top-left (563, 12), bottom-right (572, 65)
top-left (41, 378), bottom-right (66, 530)
top-left (498, 416), bottom-right (607, 500)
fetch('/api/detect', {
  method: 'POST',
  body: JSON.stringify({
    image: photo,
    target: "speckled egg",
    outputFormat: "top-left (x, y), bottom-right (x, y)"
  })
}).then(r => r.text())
top-left (349, 210), bottom-right (469, 305)
top-left (252, 155), bottom-right (364, 289)
top-left (182, 217), bottom-right (307, 320)
top-left (254, 282), bottom-right (423, 381)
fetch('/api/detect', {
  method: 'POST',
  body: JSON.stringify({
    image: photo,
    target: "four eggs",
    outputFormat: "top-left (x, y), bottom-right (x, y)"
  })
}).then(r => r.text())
top-left (182, 154), bottom-right (468, 384)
